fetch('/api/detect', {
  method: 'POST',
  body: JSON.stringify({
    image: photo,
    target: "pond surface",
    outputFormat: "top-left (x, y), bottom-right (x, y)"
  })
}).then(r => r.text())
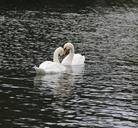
top-left (0, 5), bottom-right (138, 128)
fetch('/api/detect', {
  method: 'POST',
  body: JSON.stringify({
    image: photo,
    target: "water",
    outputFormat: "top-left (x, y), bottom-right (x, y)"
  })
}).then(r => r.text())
top-left (0, 5), bottom-right (138, 128)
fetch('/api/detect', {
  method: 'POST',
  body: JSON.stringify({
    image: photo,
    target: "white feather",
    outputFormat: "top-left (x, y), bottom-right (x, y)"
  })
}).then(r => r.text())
top-left (34, 47), bottom-right (66, 75)
top-left (62, 43), bottom-right (85, 66)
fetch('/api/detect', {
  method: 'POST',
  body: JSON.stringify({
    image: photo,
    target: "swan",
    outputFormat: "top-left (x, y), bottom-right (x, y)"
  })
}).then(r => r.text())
top-left (34, 47), bottom-right (66, 74)
top-left (61, 42), bottom-right (85, 65)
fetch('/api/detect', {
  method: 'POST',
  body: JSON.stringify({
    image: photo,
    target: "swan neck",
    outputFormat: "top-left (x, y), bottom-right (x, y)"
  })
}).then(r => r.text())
top-left (68, 45), bottom-right (74, 63)
top-left (70, 45), bottom-right (75, 54)
top-left (53, 50), bottom-right (60, 63)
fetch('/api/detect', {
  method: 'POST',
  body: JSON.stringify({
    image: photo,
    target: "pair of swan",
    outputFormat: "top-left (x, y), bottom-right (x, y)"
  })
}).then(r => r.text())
top-left (34, 42), bottom-right (85, 74)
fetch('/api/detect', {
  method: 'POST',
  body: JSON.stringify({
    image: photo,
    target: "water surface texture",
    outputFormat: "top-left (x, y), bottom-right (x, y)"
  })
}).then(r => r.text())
top-left (0, 4), bottom-right (138, 128)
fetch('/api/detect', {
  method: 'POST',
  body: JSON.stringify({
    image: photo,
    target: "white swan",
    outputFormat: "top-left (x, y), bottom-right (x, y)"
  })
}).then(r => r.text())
top-left (61, 43), bottom-right (85, 65)
top-left (34, 47), bottom-right (66, 74)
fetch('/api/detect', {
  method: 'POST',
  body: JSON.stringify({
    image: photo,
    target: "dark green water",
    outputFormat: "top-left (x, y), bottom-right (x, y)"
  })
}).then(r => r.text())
top-left (0, 4), bottom-right (138, 128)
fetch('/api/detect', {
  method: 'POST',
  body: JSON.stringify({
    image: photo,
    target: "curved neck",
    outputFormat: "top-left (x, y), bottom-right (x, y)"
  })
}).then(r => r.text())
top-left (69, 47), bottom-right (74, 58)
top-left (67, 45), bottom-right (75, 64)
top-left (53, 50), bottom-right (60, 63)
top-left (70, 45), bottom-right (75, 54)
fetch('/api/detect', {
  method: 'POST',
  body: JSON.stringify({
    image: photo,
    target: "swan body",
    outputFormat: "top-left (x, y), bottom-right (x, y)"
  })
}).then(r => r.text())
top-left (34, 47), bottom-right (66, 74)
top-left (62, 43), bottom-right (85, 65)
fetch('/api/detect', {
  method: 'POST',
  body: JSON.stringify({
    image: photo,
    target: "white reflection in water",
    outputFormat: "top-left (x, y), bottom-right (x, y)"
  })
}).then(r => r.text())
top-left (65, 65), bottom-right (85, 75)
top-left (34, 65), bottom-right (85, 98)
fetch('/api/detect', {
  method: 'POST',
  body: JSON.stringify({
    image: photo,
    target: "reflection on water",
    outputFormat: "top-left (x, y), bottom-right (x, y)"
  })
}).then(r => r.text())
top-left (34, 65), bottom-right (84, 98)
top-left (0, 5), bottom-right (138, 128)
top-left (34, 73), bottom-right (72, 98)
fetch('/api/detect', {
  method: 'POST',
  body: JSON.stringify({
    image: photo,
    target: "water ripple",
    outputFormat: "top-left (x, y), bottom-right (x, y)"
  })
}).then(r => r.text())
top-left (0, 7), bottom-right (137, 128)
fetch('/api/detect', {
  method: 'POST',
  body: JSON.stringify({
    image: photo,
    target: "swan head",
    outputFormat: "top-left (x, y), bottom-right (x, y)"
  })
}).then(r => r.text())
top-left (53, 47), bottom-right (64, 63)
top-left (56, 47), bottom-right (64, 56)
top-left (63, 42), bottom-right (74, 55)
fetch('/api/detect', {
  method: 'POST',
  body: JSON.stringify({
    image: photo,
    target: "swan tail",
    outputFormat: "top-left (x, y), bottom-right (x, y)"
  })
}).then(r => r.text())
top-left (83, 56), bottom-right (85, 63)
top-left (33, 65), bottom-right (46, 75)
top-left (33, 65), bottom-right (38, 70)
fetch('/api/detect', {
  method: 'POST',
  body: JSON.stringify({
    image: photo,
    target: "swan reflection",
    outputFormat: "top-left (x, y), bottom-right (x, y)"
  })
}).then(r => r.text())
top-left (34, 73), bottom-right (72, 98)
top-left (65, 65), bottom-right (85, 75)
top-left (34, 65), bottom-right (85, 98)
